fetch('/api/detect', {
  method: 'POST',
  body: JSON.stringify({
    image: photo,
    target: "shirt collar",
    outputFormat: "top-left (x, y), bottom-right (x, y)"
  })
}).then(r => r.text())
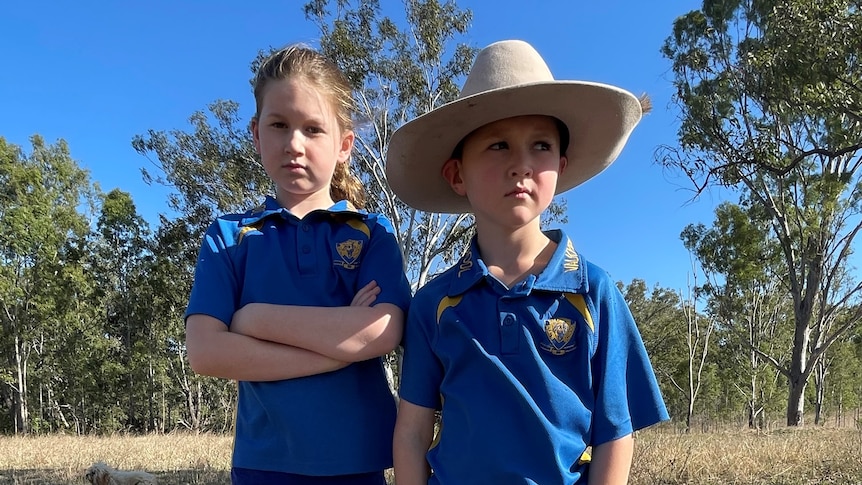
top-left (446, 229), bottom-right (588, 296)
top-left (239, 196), bottom-right (366, 226)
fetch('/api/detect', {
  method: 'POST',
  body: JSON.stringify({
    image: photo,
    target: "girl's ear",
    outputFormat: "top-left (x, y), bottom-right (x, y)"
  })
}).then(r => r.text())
top-left (559, 155), bottom-right (568, 174)
top-left (441, 158), bottom-right (467, 196)
top-left (338, 130), bottom-right (355, 163)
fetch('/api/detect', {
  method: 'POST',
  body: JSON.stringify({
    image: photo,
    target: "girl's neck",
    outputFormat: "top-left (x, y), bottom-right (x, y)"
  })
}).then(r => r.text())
top-left (276, 190), bottom-right (334, 219)
top-left (475, 222), bottom-right (555, 288)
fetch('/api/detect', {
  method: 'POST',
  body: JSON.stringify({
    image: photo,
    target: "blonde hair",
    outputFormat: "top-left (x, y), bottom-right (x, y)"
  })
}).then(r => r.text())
top-left (252, 44), bottom-right (367, 208)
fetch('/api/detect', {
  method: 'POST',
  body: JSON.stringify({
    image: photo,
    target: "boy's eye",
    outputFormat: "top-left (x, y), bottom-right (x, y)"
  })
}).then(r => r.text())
top-left (489, 141), bottom-right (508, 150)
top-left (535, 141), bottom-right (552, 151)
top-left (271, 122), bottom-right (288, 129)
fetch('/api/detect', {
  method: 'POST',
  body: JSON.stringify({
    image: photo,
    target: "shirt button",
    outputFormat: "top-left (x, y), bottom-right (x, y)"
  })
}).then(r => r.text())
top-left (302, 245), bottom-right (311, 254)
top-left (503, 315), bottom-right (515, 326)
top-left (301, 224), bottom-right (310, 232)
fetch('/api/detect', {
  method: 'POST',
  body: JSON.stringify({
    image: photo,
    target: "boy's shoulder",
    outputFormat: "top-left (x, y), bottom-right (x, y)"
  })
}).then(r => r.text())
top-left (566, 252), bottom-right (621, 302)
top-left (417, 260), bottom-right (463, 289)
top-left (412, 257), bottom-right (473, 303)
top-left (580, 256), bottom-right (614, 285)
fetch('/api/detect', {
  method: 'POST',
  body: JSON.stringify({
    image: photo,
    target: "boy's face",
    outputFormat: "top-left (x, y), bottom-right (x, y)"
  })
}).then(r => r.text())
top-left (442, 115), bottom-right (567, 230)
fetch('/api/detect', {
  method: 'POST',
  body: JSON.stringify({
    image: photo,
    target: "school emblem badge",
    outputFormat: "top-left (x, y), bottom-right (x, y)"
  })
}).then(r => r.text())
top-left (541, 317), bottom-right (576, 355)
top-left (335, 239), bottom-right (363, 269)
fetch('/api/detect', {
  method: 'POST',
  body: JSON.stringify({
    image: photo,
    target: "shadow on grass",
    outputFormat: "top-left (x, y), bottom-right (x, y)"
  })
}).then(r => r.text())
top-left (0, 468), bottom-right (231, 484)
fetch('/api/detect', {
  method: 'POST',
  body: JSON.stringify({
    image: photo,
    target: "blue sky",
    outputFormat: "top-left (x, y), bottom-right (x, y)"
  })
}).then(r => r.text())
top-left (1, 0), bottom-right (723, 293)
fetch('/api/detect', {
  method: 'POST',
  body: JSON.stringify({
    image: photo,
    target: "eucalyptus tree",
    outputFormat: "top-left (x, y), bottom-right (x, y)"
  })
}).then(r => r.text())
top-left (90, 189), bottom-right (159, 431)
top-left (676, 274), bottom-right (716, 433)
top-left (0, 136), bottom-right (96, 434)
top-left (621, 280), bottom-right (686, 418)
top-left (146, 213), bottom-right (238, 432)
top-left (811, 315), bottom-right (862, 425)
top-left (661, 0), bottom-right (862, 425)
top-left (682, 202), bottom-right (794, 428)
top-left (624, 275), bottom-right (717, 431)
top-left (132, 100), bottom-right (262, 222)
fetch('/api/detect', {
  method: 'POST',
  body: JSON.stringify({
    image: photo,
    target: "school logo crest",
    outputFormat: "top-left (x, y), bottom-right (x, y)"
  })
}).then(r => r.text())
top-left (541, 317), bottom-right (576, 355)
top-left (335, 239), bottom-right (363, 269)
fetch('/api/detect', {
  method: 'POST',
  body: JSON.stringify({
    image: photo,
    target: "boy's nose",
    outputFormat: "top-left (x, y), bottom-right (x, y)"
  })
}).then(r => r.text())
top-left (509, 161), bottom-right (533, 178)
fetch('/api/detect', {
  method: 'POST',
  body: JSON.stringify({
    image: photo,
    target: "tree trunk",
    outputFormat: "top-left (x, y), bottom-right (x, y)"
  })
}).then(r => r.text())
top-left (148, 361), bottom-right (155, 432)
top-left (786, 305), bottom-right (812, 426)
top-left (786, 374), bottom-right (806, 426)
top-left (13, 335), bottom-right (29, 434)
top-left (747, 362), bottom-right (757, 429)
top-left (813, 359), bottom-right (826, 426)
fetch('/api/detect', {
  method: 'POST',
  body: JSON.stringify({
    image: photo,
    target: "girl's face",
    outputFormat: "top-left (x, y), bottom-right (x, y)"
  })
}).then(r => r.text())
top-left (442, 115), bottom-right (566, 231)
top-left (251, 77), bottom-right (354, 211)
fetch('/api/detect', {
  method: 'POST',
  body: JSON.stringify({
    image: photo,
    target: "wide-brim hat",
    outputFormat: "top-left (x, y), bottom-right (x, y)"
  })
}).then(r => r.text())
top-left (385, 39), bottom-right (645, 214)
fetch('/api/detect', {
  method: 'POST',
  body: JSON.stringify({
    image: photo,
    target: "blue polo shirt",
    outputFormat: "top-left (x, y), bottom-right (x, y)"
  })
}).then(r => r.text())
top-left (399, 229), bottom-right (669, 484)
top-left (185, 196), bottom-right (412, 476)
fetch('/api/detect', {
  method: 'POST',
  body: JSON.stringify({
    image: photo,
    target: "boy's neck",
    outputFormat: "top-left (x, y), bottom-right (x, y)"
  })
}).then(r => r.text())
top-left (475, 224), bottom-right (555, 288)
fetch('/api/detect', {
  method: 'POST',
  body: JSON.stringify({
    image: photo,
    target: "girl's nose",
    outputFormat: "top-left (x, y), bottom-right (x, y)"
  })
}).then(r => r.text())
top-left (285, 130), bottom-right (304, 154)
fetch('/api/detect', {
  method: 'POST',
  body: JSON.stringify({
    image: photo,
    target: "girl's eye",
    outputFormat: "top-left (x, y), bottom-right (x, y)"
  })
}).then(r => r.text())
top-left (271, 122), bottom-right (288, 129)
top-left (306, 126), bottom-right (324, 134)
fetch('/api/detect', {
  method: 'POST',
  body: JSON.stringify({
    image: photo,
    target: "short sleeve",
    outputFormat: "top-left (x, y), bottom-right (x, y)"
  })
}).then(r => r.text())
top-left (358, 214), bottom-right (412, 313)
top-left (589, 273), bottom-right (669, 445)
top-left (184, 220), bottom-right (240, 326)
top-left (399, 293), bottom-right (444, 409)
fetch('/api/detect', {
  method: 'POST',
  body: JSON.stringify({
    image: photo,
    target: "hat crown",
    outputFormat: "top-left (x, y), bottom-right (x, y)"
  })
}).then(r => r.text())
top-left (460, 40), bottom-right (554, 98)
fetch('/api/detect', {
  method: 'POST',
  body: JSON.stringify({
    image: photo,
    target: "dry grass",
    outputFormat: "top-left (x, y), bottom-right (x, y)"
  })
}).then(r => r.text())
top-left (631, 425), bottom-right (862, 485)
top-left (0, 433), bottom-right (232, 484)
top-left (0, 426), bottom-right (860, 484)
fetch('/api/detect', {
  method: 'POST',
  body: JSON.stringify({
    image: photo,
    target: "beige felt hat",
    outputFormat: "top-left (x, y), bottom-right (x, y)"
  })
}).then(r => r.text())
top-left (385, 39), bottom-right (645, 214)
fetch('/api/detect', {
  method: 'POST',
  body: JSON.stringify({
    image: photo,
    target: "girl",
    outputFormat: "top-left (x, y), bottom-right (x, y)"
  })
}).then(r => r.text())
top-left (185, 44), bottom-right (411, 485)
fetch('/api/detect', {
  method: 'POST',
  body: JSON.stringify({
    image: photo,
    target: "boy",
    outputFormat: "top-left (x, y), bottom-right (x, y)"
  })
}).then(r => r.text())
top-left (386, 40), bottom-right (670, 484)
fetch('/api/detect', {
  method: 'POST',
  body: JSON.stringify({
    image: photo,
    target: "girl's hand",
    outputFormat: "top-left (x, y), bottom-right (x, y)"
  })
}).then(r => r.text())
top-left (351, 280), bottom-right (380, 307)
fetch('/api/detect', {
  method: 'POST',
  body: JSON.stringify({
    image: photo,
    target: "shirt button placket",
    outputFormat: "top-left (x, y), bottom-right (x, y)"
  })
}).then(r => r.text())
top-left (298, 221), bottom-right (315, 275)
top-left (499, 304), bottom-right (519, 354)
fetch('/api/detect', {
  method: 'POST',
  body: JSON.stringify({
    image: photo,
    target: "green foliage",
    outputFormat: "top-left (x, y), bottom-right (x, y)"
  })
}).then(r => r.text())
top-left (661, 0), bottom-right (862, 426)
top-left (0, 135), bottom-right (97, 433)
top-left (132, 101), bottom-right (264, 218)
top-left (0, 135), bottom-right (235, 435)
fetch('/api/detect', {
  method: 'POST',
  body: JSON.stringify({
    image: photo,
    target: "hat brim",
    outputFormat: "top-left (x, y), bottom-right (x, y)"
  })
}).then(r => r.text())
top-left (385, 81), bottom-right (643, 214)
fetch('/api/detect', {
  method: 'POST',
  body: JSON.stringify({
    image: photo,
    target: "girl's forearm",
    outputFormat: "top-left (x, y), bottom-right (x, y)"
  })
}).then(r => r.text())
top-left (186, 314), bottom-right (349, 381)
top-left (231, 302), bottom-right (404, 362)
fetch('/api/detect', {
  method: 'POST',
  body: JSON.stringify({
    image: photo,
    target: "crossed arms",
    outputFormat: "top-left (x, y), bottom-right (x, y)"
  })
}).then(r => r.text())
top-left (186, 281), bottom-right (403, 381)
